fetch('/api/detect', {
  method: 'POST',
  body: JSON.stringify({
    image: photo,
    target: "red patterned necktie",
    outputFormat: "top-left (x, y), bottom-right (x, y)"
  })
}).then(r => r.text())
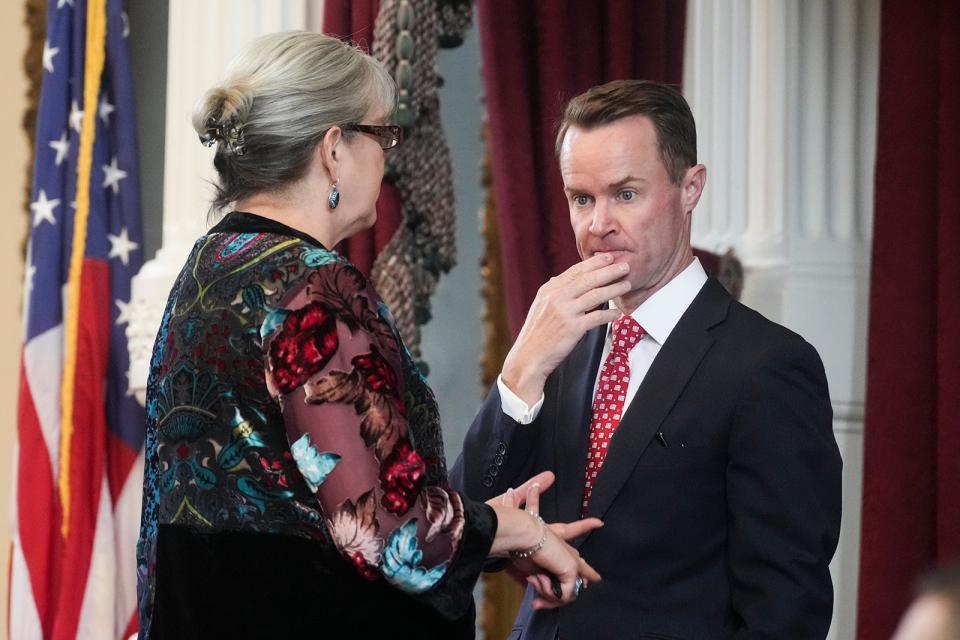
top-left (581, 315), bottom-right (645, 515)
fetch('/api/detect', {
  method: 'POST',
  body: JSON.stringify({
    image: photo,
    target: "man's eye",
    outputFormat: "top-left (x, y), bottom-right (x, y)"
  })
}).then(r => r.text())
top-left (619, 190), bottom-right (635, 201)
top-left (573, 195), bottom-right (591, 206)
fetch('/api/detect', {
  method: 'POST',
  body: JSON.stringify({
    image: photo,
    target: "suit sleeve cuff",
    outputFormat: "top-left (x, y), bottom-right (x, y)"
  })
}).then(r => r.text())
top-left (497, 374), bottom-right (544, 424)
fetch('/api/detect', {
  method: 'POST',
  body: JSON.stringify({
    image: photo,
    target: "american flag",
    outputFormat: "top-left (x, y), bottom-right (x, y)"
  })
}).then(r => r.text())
top-left (10, 0), bottom-right (145, 638)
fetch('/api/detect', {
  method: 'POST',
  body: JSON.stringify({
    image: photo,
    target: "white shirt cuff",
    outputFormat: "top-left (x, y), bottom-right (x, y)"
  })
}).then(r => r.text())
top-left (497, 374), bottom-right (545, 424)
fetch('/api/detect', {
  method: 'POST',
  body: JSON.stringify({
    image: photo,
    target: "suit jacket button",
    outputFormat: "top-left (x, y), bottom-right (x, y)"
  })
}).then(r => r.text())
top-left (481, 477), bottom-right (494, 488)
top-left (497, 442), bottom-right (507, 455)
top-left (487, 464), bottom-right (499, 476)
top-left (494, 454), bottom-right (504, 465)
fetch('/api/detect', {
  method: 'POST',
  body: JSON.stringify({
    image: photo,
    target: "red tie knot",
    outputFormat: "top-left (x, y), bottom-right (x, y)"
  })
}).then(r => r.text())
top-left (611, 315), bottom-right (644, 354)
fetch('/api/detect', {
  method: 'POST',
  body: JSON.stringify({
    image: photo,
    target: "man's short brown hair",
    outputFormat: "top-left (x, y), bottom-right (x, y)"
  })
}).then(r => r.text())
top-left (556, 79), bottom-right (697, 185)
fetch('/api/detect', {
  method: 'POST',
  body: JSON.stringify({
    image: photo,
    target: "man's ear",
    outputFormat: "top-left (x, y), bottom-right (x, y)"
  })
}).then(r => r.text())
top-left (318, 126), bottom-right (344, 184)
top-left (681, 164), bottom-right (707, 214)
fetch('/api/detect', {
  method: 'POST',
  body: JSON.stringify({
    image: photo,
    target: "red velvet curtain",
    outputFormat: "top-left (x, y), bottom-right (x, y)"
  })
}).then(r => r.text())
top-left (478, 1), bottom-right (686, 336)
top-left (856, 1), bottom-right (960, 637)
top-left (322, 0), bottom-right (402, 275)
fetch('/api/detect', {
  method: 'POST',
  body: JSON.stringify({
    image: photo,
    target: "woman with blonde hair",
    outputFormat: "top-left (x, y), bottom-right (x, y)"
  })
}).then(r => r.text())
top-left (136, 31), bottom-right (602, 639)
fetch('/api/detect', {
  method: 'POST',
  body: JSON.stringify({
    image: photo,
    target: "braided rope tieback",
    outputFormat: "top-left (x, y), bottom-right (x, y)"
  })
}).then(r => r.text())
top-left (370, 0), bottom-right (473, 368)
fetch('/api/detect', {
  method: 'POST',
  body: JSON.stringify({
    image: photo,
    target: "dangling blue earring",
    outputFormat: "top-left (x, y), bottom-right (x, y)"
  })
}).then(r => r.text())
top-left (328, 182), bottom-right (340, 210)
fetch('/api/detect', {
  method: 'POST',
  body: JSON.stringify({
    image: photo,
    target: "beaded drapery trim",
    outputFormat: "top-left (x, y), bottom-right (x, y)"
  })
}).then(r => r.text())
top-left (369, 0), bottom-right (474, 368)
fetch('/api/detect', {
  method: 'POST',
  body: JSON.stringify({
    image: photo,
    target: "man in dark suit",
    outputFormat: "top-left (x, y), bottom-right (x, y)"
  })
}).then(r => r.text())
top-left (451, 80), bottom-right (842, 639)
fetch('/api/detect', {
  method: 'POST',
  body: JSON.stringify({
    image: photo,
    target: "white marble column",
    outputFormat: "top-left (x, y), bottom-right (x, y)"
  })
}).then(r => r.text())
top-left (127, 0), bottom-right (325, 403)
top-left (684, 1), bottom-right (879, 638)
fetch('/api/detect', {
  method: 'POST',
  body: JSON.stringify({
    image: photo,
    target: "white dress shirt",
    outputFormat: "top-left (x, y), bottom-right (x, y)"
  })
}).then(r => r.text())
top-left (498, 258), bottom-right (709, 424)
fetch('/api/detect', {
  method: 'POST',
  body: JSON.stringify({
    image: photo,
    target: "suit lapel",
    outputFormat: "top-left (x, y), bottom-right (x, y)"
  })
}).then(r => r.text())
top-left (581, 279), bottom-right (732, 536)
top-left (553, 325), bottom-right (606, 525)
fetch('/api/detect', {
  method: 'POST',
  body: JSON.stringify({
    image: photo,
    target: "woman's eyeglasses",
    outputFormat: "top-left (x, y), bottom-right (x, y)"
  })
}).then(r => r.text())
top-left (344, 124), bottom-right (405, 150)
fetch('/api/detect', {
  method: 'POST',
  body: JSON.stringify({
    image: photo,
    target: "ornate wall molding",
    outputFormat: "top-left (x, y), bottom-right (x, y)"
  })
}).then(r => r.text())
top-left (684, 0), bottom-right (878, 416)
top-left (683, 1), bottom-right (879, 637)
top-left (369, 0), bottom-right (473, 367)
top-left (22, 0), bottom-right (46, 263)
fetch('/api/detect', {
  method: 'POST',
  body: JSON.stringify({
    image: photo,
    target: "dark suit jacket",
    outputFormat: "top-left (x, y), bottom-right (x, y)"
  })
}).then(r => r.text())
top-left (451, 278), bottom-right (842, 640)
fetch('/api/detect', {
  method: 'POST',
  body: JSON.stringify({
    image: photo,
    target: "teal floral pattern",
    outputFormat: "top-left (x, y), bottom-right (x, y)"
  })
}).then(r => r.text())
top-left (290, 434), bottom-right (340, 491)
top-left (382, 520), bottom-right (448, 593)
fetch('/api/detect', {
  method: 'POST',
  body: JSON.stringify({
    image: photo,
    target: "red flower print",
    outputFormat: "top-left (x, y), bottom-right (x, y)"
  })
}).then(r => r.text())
top-left (379, 438), bottom-right (426, 515)
top-left (353, 348), bottom-right (399, 396)
top-left (267, 301), bottom-right (339, 394)
top-left (305, 265), bottom-right (398, 353)
top-left (352, 347), bottom-right (405, 417)
top-left (350, 551), bottom-right (379, 581)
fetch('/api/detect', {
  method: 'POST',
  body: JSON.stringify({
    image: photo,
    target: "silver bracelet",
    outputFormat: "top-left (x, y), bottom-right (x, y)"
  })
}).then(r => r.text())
top-left (510, 510), bottom-right (547, 559)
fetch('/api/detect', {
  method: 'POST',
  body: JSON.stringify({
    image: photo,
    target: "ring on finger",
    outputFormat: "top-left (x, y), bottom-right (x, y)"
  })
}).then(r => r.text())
top-left (573, 577), bottom-right (583, 598)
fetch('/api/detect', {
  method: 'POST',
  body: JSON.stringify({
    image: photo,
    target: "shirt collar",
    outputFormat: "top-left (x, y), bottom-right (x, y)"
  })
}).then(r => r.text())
top-left (614, 258), bottom-right (708, 346)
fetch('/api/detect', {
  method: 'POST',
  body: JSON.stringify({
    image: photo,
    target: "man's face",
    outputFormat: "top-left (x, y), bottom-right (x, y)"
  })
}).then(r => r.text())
top-left (560, 115), bottom-right (704, 309)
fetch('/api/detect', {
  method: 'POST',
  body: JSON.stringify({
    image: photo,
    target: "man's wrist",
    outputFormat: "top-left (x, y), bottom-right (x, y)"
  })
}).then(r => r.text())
top-left (498, 375), bottom-right (545, 424)
top-left (501, 359), bottom-right (547, 408)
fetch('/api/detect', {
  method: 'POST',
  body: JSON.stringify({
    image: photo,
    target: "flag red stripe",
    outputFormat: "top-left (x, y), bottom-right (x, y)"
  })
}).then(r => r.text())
top-left (16, 354), bottom-right (60, 637)
top-left (51, 260), bottom-right (111, 640)
top-left (122, 608), bottom-right (138, 640)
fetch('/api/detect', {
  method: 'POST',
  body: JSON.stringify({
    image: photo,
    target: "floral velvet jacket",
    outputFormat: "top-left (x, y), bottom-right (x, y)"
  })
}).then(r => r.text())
top-left (136, 212), bottom-right (495, 637)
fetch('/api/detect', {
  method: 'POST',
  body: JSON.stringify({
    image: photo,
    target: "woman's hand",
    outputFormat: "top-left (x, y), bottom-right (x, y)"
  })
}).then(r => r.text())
top-left (488, 473), bottom-right (603, 608)
top-left (508, 479), bottom-right (602, 609)
top-left (485, 470), bottom-right (556, 514)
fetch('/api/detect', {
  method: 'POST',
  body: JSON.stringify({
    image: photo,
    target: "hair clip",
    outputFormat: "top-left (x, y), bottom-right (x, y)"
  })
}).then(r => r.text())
top-left (199, 117), bottom-right (246, 156)
top-left (199, 120), bottom-right (222, 147)
top-left (225, 124), bottom-right (246, 156)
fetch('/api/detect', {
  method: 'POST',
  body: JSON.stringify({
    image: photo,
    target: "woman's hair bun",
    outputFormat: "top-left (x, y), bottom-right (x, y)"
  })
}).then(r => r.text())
top-left (192, 83), bottom-right (253, 154)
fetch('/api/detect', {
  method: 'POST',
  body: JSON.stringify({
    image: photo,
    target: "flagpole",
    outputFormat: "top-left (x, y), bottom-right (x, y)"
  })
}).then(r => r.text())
top-left (59, 0), bottom-right (107, 540)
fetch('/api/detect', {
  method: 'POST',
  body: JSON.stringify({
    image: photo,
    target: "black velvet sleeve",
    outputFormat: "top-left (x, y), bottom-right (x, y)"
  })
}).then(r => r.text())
top-left (413, 498), bottom-right (497, 619)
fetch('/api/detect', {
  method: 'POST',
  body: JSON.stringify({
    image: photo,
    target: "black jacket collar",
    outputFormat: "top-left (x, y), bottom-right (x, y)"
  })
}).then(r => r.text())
top-left (209, 211), bottom-right (327, 249)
